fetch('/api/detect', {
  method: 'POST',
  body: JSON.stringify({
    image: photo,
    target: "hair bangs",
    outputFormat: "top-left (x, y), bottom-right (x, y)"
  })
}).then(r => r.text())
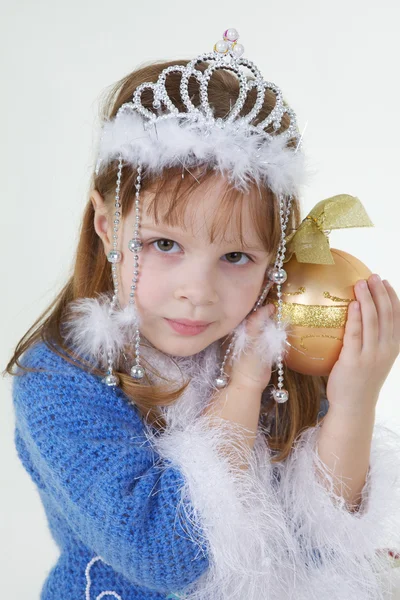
top-left (134, 165), bottom-right (281, 257)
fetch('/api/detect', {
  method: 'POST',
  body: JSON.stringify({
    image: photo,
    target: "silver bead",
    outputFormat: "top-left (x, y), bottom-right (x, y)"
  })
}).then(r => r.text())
top-left (130, 365), bottom-right (145, 379)
top-left (272, 388), bottom-right (289, 403)
top-left (107, 250), bottom-right (122, 263)
top-left (102, 373), bottom-right (120, 386)
top-left (215, 374), bottom-right (229, 388)
top-left (269, 268), bottom-right (287, 285)
top-left (128, 239), bottom-right (143, 252)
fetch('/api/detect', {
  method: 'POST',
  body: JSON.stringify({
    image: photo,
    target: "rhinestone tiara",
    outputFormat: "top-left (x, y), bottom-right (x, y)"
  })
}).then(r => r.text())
top-left (94, 28), bottom-right (307, 195)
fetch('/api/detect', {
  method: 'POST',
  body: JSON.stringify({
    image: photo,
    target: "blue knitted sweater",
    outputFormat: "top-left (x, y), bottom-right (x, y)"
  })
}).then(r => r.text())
top-left (12, 341), bottom-right (214, 599)
top-left (18, 340), bottom-right (398, 600)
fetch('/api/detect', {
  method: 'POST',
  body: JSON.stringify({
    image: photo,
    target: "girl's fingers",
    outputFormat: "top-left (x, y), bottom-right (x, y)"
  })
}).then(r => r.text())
top-left (344, 298), bottom-right (363, 354)
top-left (354, 277), bottom-right (379, 353)
top-left (367, 275), bottom-right (393, 346)
top-left (382, 280), bottom-right (400, 343)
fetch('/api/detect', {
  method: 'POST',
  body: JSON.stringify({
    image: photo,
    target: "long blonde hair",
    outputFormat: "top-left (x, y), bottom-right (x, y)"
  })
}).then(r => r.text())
top-left (3, 59), bottom-right (328, 462)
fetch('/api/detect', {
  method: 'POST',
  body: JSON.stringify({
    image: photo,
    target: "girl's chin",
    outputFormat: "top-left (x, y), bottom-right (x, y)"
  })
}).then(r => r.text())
top-left (143, 329), bottom-right (218, 357)
top-left (159, 338), bottom-right (213, 357)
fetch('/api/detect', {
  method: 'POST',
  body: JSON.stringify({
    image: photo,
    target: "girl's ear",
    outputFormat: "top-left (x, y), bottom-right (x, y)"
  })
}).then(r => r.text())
top-left (90, 190), bottom-right (112, 254)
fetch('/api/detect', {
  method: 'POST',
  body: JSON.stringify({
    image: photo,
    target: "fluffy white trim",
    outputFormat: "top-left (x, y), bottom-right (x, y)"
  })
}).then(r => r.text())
top-left (113, 301), bottom-right (142, 340)
top-left (146, 398), bottom-right (400, 598)
top-left (145, 403), bottom-right (298, 598)
top-left (62, 293), bottom-right (141, 368)
top-left (272, 419), bottom-right (400, 599)
top-left (95, 109), bottom-right (311, 196)
top-left (231, 313), bottom-right (290, 367)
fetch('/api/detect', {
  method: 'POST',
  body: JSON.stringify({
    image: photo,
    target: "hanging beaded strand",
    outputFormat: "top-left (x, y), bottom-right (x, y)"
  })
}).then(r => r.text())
top-left (269, 192), bottom-right (293, 404)
top-left (127, 160), bottom-right (146, 380)
top-left (103, 156), bottom-right (146, 386)
top-left (214, 192), bottom-right (292, 404)
top-left (102, 154), bottom-right (124, 386)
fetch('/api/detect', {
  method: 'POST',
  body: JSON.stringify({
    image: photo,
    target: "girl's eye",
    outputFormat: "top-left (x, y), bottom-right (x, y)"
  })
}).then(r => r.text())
top-left (149, 239), bottom-right (253, 265)
top-left (223, 252), bottom-right (253, 265)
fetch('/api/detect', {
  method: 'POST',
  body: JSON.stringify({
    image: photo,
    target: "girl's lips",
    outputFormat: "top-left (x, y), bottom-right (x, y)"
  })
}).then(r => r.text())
top-left (164, 318), bottom-right (211, 336)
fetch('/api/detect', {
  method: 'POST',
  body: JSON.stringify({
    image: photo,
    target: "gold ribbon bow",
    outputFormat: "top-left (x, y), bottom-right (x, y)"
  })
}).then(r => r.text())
top-left (284, 194), bottom-right (374, 264)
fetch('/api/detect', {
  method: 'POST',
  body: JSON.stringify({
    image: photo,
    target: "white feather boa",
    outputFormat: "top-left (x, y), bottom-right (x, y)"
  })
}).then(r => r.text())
top-left (62, 293), bottom-right (141, 368)
top-left (95, 109), bottom-right (312, 196)
top-left (230, 309), bottom-right (290, 367)
top-left (63, 295), bottom-right (400, 598)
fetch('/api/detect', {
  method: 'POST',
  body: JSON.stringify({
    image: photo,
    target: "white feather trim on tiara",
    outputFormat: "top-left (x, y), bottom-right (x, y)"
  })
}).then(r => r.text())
top-left (95, 109), bottom-right (310, 196)
top-left (94, 30), bottom-right (311, 196)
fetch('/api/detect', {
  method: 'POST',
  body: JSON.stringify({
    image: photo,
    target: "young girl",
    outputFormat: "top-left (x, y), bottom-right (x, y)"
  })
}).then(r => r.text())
top-left (5, 27), bottom-right (400, 600)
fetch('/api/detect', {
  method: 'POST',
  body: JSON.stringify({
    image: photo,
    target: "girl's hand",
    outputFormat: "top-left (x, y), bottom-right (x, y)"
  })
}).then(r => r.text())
top-left (326, 274), bottom-right (400, 416)
top-left (222, 303), bottom-right (276, 392)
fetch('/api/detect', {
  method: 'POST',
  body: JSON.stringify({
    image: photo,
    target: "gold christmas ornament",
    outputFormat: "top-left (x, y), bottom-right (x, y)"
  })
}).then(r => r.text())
top-left (267, 194), bottom-right (374, 376)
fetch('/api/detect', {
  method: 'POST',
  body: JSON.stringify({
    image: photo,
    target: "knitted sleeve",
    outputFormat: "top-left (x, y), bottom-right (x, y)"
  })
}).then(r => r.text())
top-left (12, 346), bottom-right (210, 595)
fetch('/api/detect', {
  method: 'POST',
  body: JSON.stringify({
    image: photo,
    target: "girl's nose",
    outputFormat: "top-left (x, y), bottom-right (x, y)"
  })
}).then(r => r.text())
top-left (175, 280), bottom-right (219, 305)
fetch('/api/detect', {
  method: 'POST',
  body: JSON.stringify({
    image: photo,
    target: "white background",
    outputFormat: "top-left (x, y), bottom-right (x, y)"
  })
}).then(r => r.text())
top-left (1, 1), bottom-right (399, 596)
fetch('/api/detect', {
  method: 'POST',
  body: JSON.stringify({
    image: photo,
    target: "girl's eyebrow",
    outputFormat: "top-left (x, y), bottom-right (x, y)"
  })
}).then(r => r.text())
top-left (140, 225), bottom-right (266, 252)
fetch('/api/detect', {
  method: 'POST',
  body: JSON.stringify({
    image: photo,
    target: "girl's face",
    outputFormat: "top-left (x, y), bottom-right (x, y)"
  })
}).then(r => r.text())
top-left (91, 175), bottom-right (272, 357)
